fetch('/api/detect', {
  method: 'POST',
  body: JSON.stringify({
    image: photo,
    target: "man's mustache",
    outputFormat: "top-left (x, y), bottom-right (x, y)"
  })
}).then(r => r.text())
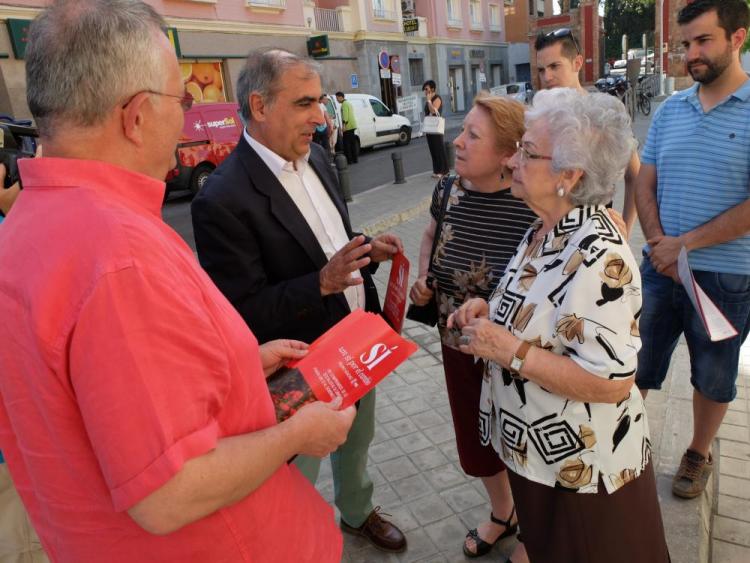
top-left (687, 58), bottom-right (710, 69)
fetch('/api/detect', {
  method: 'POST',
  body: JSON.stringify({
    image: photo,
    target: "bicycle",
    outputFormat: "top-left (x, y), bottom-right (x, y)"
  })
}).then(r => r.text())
top-left (636, 87), bottom-right (651, 116)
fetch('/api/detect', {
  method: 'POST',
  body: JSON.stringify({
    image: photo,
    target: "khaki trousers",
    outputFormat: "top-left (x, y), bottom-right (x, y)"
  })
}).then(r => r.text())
top-left (0, 464), bottom-right (47, 563)
top-left (294, 389), bottom-right (376, 527)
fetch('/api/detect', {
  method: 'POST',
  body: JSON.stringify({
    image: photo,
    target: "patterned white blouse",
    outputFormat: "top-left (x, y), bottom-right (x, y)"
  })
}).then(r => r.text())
top-left (480, 205), bottom-right (651, 494)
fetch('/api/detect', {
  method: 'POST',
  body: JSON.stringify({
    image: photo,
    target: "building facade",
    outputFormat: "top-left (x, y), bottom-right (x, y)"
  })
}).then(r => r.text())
top-left (528, 0), bottom-right (603, 87)
top-left (0, 0), bottom-right (510, 121)
top-left (654, 0), bottom-right (696, 91)
top-left (503, 0), bottom-right (553, 83)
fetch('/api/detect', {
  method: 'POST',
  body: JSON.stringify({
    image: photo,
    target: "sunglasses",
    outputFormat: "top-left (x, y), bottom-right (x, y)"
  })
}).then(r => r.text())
top-left (546, 28), bottom-right (581, 55)
top-left (122, 89), bottom-right (194, 112)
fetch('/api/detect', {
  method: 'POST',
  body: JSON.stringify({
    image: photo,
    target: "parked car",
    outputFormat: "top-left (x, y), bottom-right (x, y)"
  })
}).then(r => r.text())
top-left (610, 59), bottom-right (628, 76)
top-left (489, 82), bottom-right (534, 104)
top-left (165, 102), bottom-right (243, 196)
top-left (330, 93), bottom-right (412, 152)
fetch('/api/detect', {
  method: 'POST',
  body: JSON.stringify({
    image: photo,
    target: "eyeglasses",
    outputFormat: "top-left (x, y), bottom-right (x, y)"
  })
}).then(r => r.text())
top-left (515, 141), bottom-right (552, 163)
top-left (121, 89), bottom-right (194, 112)
top-left (546, 28), bottom-right (581, 55)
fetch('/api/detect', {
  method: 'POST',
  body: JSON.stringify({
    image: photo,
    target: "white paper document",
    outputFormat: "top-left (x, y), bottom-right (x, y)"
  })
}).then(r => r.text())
top-left (677, 247), bottom-right (738, 342)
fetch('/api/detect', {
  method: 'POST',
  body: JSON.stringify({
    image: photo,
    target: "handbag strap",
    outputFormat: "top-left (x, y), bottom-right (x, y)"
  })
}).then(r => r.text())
top-left (426, 174), bottom-right (455, 276)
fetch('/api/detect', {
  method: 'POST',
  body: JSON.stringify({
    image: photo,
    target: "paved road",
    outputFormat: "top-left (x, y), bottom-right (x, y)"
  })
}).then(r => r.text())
top-left (349, 123), bottom-right (461, 195)
top-left (161, 120), bottom-right (464, 239)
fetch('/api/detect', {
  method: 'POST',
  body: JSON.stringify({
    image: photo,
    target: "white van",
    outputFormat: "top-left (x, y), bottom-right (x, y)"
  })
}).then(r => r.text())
top-left (332, 93), bottom-right (412, 151)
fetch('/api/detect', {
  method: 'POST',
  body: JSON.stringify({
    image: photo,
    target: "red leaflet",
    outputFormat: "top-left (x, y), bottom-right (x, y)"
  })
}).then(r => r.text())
top-left (383, 253), bottom-right (410, 334)
top-left (267, 310), bottom-right (418, 421)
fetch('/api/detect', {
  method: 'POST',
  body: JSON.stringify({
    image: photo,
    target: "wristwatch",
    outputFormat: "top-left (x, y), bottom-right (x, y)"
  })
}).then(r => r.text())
top-left (509, 341), bottom-right (532, 375)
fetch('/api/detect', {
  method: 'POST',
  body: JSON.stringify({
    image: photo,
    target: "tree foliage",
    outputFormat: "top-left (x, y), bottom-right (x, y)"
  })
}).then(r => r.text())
top-left (602, 0), bottom-right (656, 61)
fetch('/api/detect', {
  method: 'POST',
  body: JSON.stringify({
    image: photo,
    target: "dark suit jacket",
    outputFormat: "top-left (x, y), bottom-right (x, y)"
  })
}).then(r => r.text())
top-left (191, 137), bottom-right (381, 344)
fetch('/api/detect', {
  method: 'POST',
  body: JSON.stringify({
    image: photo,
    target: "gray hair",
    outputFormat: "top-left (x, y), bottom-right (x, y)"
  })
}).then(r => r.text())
top-left (236, 48), bottom-right (321, 122)
top-left (26, 0), bottom-right (167, 136)
top-left (526, 88), bottom-right (636, 206)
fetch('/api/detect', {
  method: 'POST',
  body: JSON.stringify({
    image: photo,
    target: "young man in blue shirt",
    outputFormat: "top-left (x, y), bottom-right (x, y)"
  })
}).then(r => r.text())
top-left (635, 0), bottom-right (750, 499)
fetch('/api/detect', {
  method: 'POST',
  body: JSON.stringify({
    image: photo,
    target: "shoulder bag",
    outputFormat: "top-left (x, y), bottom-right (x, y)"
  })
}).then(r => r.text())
top-left (405, 175), bottom-right (455, 326)
top-left (421, 102), bottom-right (446, 135)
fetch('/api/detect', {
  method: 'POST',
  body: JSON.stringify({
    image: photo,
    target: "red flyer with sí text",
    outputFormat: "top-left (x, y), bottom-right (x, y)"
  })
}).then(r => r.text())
top-left (267, 309), bottom-right (418, 422)
top-left (383, 253), bottom-right (410, 334)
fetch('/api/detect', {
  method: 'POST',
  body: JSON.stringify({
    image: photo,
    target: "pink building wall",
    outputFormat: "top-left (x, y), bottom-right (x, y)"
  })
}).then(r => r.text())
top-left (425, 0), bottom-right (504, 42)
top-left (7, 0), bottom-right (307, 27)
top-left (362, 2), bottom-right (404, 34)
top-left (316, 0), bottom-right (349, 8)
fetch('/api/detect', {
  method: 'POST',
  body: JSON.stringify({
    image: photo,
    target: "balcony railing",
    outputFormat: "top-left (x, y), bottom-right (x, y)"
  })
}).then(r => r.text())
top-left (314, 7), bottom-right (342, 31)
top-left (247, 0), bottom-right (286, 8)
top-left (373, 7), bottom-right (397, 19)
top-left (470, 19), bottom-right (483, 31)
top-left (447, 17), bottom-right (463, 28)
top-left (489, 23), bottom-right (502, 32)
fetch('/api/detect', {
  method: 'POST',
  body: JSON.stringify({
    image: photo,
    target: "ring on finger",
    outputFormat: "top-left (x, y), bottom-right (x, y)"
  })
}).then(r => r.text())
top-left (459, 335), bottom-right (471, 346)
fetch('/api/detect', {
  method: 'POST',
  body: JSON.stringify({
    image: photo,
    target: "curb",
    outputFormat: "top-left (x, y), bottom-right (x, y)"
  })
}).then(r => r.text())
top-left (700, 440), bottom-right (718, 563)
top-left (359, 195), bottom-right (431, 237)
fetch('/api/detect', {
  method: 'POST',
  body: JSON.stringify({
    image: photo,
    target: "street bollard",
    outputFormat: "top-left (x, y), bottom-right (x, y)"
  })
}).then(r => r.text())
top-left (335, 154), bottom-right (353, 202)
top-left (444, 140), bottom-right (456, 171)
top-left (391, 152), bottom-right (406, 184)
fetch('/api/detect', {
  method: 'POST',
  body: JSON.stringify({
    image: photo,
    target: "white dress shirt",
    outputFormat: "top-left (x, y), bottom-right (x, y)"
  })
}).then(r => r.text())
top-left (245, 130), bottom-right (364, 312)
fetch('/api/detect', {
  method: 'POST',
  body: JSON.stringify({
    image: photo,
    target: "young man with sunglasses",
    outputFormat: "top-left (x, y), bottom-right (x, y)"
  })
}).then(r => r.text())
top-left (534, 28), bottom-right (640, 238)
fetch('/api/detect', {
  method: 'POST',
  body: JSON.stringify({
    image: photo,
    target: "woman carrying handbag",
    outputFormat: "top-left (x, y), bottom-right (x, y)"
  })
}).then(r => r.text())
top-left (422, 80), bottom-right (449, 178)
top-left (409, 95), bottom-right (537, 561)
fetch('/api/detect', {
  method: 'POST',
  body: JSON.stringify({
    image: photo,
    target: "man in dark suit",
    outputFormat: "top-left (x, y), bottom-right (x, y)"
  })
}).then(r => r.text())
top-left (191, 49), bottom-right (407, 553)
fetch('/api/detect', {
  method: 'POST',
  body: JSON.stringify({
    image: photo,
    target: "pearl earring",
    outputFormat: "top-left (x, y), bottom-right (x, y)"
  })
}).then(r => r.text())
top-left (557, 186), bottom-right (565, 197)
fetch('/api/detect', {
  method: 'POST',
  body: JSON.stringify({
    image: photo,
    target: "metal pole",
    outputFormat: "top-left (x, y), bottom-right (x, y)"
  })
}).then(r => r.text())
top-left (334, 154), bottom-right (352, 202)
top-left (391, 152), bottom-right (406, 184)
top-left (658, 0), bottom-right (665, 96)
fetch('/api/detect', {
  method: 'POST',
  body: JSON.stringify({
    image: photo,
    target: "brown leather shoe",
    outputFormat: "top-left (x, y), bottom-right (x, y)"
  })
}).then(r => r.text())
top-left (341, 506), bottom-right (407, 553)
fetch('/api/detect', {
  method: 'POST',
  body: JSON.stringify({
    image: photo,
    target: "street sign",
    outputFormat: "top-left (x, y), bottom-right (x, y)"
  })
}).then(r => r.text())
top-left (350, 73), bottom-right (359, 89)
top-left (396, 94), bottom-right (418, 113)
top-left (403, 18), bottom-right (419, 33)
top-left (307, 35), bottom-right (330, 58)
top-left (479, 72), bottom-right (486, 83)
top-left (6, 19), bottom-right (31, 59)
top-left (378, 50), bottom-right (390, 69)
top-left (392, 73), bottom-right (402, 86)
top-left (380, 68), bottom-right (391, 79)
top-left (390, 55), bottom-right (401, 75)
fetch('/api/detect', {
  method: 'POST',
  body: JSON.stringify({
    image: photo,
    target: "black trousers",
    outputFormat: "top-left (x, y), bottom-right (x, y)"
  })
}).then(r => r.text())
top-left (343, 129), bottom-right (358, 164)
top-left (312, 129), bottom-right (329, 152)
top-left (426, 133), bottom-right (448, 174)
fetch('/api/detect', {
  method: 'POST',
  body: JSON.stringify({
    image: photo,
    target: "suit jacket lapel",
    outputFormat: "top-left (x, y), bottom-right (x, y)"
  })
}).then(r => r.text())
top-left (237, 137), bottom-right (329, 269)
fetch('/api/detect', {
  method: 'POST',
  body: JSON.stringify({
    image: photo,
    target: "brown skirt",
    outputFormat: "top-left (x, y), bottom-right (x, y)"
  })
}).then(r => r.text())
top-left (507, 462), bottom-right (670, 563)
top-left (441, 343), bottom-right (505, 477)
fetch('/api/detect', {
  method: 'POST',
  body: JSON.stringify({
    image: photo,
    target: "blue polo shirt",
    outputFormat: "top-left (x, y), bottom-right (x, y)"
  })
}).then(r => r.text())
top-left (641, 78), bottom-right (750, 274)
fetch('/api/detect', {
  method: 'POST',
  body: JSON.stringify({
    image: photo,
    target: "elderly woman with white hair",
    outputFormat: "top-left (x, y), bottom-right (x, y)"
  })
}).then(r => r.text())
top-left (449, 89), bottom-right (670, 562)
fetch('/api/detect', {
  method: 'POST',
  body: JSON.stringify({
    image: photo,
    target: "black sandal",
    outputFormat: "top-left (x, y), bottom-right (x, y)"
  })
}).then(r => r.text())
top-left (462, 507), bottom-right (517, 558)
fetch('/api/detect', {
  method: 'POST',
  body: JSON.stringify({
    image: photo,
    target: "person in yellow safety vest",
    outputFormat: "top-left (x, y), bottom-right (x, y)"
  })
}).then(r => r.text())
top-left (335, 92), bottom-right (358, 164)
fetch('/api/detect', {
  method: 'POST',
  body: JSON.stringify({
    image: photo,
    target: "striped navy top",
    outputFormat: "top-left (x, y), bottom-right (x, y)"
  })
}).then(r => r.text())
top-left (641, 79), bottom-right (750, 274)
top-left (429, 177), bottom-right (538, 347)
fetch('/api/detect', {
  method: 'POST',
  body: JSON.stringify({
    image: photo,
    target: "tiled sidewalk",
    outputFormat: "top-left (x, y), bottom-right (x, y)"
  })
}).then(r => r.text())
top-left (711, 340), bottom-right (750, 562)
